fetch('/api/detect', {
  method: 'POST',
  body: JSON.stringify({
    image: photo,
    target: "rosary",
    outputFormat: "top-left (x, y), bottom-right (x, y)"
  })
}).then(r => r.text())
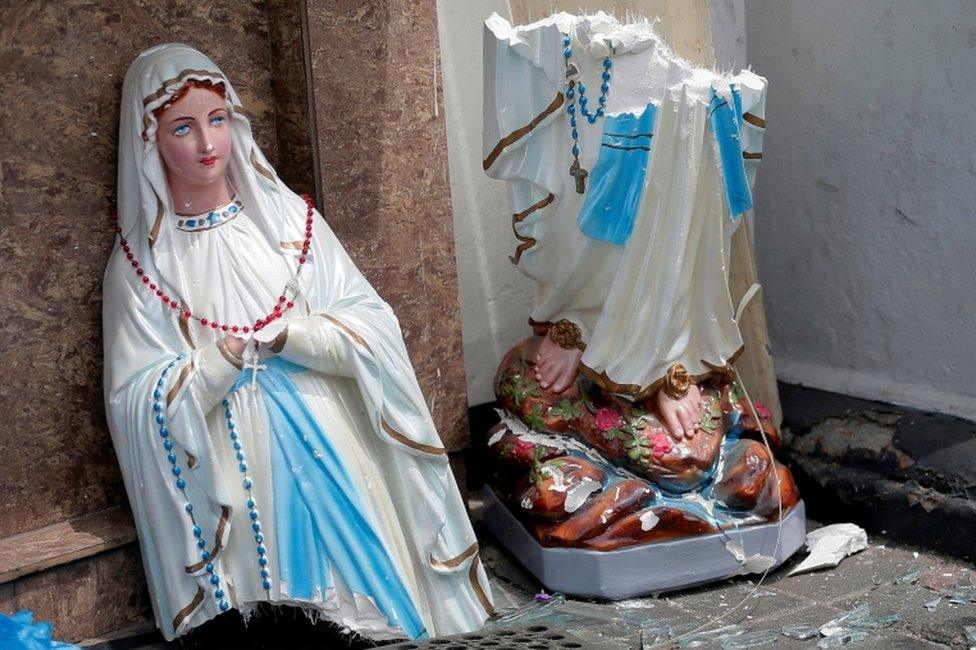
top-left (115, 194), bottom-right (317, 391)
top-left (563, 33), bottom-right (614, 194)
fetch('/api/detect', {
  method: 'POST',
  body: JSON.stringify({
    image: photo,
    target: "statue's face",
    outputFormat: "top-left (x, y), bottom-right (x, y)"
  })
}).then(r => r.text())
top-left (155, 85), bottom-right (232, 191)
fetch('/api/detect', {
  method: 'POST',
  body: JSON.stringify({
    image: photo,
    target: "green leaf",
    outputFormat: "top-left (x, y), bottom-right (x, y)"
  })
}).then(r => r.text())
top-left (627, 448), bottom-right (642, 461)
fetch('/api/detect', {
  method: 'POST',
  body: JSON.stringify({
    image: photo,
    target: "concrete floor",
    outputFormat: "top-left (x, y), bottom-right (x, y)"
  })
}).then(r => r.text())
top-left (84, 505), bottom-right (976, 650)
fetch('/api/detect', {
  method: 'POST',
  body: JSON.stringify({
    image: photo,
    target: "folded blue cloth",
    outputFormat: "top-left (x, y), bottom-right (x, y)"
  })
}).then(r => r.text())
top-left (0, 610), bottom-right (79, 649)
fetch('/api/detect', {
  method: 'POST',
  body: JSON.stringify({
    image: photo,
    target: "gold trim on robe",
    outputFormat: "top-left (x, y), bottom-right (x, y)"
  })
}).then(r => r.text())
top-left (579, 345), bottom-right (746, 402)
top-left (428, 542), bottom-right (478, 570)
top-left (381, 418), bottom-right (447, 456)
top-left (280, 240), bottom-right (305, 251)
top-left (742, 112), bottom-right (766, 128)
top-left (250, 148), bottom-right (276, 182)
top-left (321, 314), bottom-right (373, 353)
top-left (509, 193), bottom-right (554, 265)
top-left (148, 194), bottom-right (164, 247)
top-left (185, 506), bottom-right (230, 573)
top-left (742, 151), bottom-right (763, 160)
top-left (142, 69), bottom-right (226, 107)
top-left (166, 361), bottom-right (194, 406)
top-left (467, 554), bottom-right (495, 615)
top-left (172, 586), bottom-right (204, 631)
top-left (483, 92), bottom-right (565, 171)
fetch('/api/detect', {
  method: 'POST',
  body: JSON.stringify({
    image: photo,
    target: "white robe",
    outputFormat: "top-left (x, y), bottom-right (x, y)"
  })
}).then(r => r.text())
top-left (104, 44), bottom-right (492, 643)
top-left (483, 13), bottom-right (767, 398)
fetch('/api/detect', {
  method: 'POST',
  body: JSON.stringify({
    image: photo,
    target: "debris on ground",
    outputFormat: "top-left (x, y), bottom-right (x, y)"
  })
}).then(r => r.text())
top-left (789, 523), bottom-right (868, 576)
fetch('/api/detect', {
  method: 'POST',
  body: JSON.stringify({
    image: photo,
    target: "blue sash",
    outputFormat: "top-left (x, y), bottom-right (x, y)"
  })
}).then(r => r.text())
top-left (710, 86), bottom-right (753, 219)
top-left (231, 357), bottom-right (425, 639)
top-left (577, 103), bottom-right (656, 246)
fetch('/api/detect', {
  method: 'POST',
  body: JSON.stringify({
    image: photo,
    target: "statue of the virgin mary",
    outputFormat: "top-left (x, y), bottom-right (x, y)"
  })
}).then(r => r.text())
top-left (103, 44), bottom-right (492, 642)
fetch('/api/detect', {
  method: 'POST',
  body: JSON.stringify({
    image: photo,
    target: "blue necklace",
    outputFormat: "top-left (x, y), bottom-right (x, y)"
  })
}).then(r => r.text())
top-left (563, 33), bottom-right (613, 194)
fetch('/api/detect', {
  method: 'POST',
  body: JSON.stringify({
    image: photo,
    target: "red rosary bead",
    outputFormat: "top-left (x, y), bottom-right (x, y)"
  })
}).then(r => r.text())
top-left (114, 193), bottom-right (315, 333)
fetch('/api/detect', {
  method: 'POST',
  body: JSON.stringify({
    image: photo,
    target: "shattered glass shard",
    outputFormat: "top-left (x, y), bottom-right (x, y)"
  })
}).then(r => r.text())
top-left (721, 629), bottom-right (780, 648)
top-left (817, 630), bottom-right (870, 647)
top-left (781, 624), bottom-right (819, 640)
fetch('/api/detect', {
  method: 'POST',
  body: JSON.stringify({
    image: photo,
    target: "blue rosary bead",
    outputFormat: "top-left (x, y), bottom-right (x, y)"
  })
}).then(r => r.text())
top-left (155, 414), bottom-right (165, 424)
top-left (263, 579), bottom-right (272, 590)
top-left (227, 420), bottom-right (235, 430)
top-left (563, 47), bottom-right (572, 59)
top-left (192, 525), bottom-right (202, 538)
top-left (563, 34), bottom-right (571, 46)
top-left (164, 439), bottom-right (174, 450)
top-left (167, 452), bottom-right (177, 464)
top-left (214, 588), bottom-right (225, 599)
top-left (252, 522), bottom-right (261, 533)
top-left (157, 378), bottom-right (165, 387)
top-left (185, 502), bottom-right (193, 513)
top-left (233, 441), bottom-right (242, 451)
top-left (153, 389), bottom-right (161, 400)
top-left (257, 545), bottom-right (266, 556)
top-left (587, 115), bottom-right (597, 124)
top-left (601, 82), bottom-right (609, 93)
top-left (201, 551), bottom-right (210, 561)
top-left (176, 478), bottom-right (186, 490)
top-left (260, 568), bottom-right (270, 578)
top-left (196, 538), bottom-right (206, 548)
top-left (570, 116), bottom-right (577, 128)
top-left (572, 144), bottom-right (580, 157)
top-left (219, 600), bottom-right (229, 612)
top-left (247, 498), bottom-right (256, 509)
top-left (603, 58), bottom-right (613, 69)
top-left (254, 533), bottom-right (264, 544)
top-left (210, 575), bottom-right (220, 585)
top-left (171, 466), bottom-right (181, 476)
top-left (567, 104), bottom-right (575, 116)
top-left (249, 510), bottom-right (259, 521)
top-left (158, 428), bottom-right (169, 438)
top-left (152, 402), bottom-right (161, 413)
top-left (579, 95), bottom-right (588, 107)
top-left (566, 87), bottom-right (575, 99)
top-left (243, 478), bottom-right (252, 489)
top-left (602, 70), bottom-right (611, 82)
top-left (205, 563), bottom-right (214, 574)
top-left (236, 451), bottom-right (245, 462)
top-left (258, 557), bottom-right (268, 567)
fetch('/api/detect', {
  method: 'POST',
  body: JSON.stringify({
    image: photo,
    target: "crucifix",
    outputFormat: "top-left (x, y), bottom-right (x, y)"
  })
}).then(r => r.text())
top-left (569, 159), bottom-right (588, 194)
top-left (243, 344), bottom-right (267, 392)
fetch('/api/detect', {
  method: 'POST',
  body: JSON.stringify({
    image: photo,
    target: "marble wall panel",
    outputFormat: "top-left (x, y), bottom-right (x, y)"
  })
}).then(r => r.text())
top-left (0, 0), bottom-right (278, 537)
top-left (305, 1), bottom-right (471, 450)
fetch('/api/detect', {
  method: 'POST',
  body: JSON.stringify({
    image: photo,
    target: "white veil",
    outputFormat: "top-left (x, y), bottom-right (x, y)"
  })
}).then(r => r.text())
top-left (116, 43), bottom-right (308, 300)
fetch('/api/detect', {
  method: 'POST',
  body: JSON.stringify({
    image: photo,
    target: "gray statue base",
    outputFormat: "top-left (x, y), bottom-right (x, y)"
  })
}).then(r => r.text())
top-left (482, 485), bottom-right (806, 599)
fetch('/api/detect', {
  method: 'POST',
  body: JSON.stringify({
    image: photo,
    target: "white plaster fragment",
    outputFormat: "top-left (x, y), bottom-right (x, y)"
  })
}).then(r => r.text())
top-left (788, 523), bottom-right (868, 576)
top-left (639, 510), bottom-right (660, 531)
top-left (564, 477), bottom-right (601, 513)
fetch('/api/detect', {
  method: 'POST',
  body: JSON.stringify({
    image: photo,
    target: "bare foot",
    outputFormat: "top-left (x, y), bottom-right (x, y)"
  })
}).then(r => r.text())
top-left (534, 335), bottom-right (583, 394)
top-left (656, 384), bottom-right (704, 441)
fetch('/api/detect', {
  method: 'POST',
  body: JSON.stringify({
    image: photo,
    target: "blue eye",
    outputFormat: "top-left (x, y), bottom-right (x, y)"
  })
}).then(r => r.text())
top-left (211, 115), bottom-right (226, 126)
top-left (173, 124), bottom-right (190, 136)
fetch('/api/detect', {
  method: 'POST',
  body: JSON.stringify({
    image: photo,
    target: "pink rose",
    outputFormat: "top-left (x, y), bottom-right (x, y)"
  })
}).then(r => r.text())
top-left (594, 407), bottom-right (623, 432)
top-left (651, 429), bottom-right (672, 458)
top-left (513, 439), bottom-right (535, 456)
top-left (754, 401), bottom-right (772, 420)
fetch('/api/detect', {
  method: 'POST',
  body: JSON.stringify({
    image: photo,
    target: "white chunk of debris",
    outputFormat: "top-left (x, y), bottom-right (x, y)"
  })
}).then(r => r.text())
top-left (725, 539), bottom-right (777, 575)
top-left (789, 523), bottom-right (868, 576)
top-left (639, 510), bottom-right (660, 531)
top-left (564, 477), bottom-right (601, 513)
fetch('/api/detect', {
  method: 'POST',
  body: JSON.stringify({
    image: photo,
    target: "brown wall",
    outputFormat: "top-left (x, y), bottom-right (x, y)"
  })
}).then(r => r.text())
top-left (305, 0), bottom-right (470, 451)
